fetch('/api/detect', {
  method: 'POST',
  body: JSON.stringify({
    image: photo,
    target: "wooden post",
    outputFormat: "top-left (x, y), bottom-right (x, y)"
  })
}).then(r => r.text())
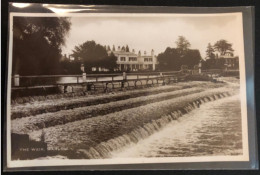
top-left (64, 85), bottom-right (67, 93)
top-left (122, 72), bottom-right (127, 89)
top-left (198, 61), bottom-right (202, 74)
top-left (81, 64), bottom-right (85, 73)
top-left (123, 72), bottom-right (127, 81)
top-left (14, 74), bottom-right (20, 86)
top-left (82, 73), bottom-right (87, 83)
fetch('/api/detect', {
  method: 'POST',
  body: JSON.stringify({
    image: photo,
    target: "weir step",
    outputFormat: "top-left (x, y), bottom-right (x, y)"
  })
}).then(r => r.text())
top-left (78, 92), bottom-right (232, 159)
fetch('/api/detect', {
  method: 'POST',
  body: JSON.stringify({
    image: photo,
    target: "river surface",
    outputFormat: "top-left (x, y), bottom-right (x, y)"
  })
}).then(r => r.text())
top-left (56, 75), bottom-right (157, 84)
top-left (112, 95), bottom-right (242, 158)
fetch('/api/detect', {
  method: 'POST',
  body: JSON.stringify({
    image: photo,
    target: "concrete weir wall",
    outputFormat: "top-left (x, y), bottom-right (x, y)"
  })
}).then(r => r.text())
top-left (74, 92), bottom-right (234, 159)
top-left (11, 87), bottom-right (237, 160)
top-left (11, 87), bottom-right (87, 104)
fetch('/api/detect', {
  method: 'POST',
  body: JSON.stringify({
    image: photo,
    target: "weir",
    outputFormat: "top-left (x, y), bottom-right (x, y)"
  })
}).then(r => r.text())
top-left (76, 91), bottom-right (234, 159)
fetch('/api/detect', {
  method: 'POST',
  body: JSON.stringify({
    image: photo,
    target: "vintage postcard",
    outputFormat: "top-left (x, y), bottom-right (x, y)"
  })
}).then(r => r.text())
top-left (5, 3), bottom-right (254, 169)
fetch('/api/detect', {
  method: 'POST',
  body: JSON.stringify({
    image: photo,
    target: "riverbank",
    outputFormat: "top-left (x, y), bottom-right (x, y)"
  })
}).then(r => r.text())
top-left (11, 79), bottom-right (240, 159)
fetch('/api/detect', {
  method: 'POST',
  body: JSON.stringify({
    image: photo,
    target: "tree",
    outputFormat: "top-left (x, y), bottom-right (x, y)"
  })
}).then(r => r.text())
top-left (206, 43), bottom-right (215, 59)
top-left (175, 36), bottom-right (191, 54)
top-left (60, 59), bottom-right (81, 74)
top-left (157, 48), bottom-right (181, 71)
top-left (202, 58), bottom-right (226, 70)
top-left (112, 45), bottom-right (115, 51)
top-left (101, 52), bottom-right (118, 71)
top-left (121, 46), bottom-right (126, 51)
top-left (126, 45), bottom-right (130, 52)
top-left (182, 50), bottom-right (202, 68)
top-left (107, 45), bottom-right (111, 51)
top-left (13, 17), bottom-right (71, 75)
top-left (72, 40), bottom-right (107, 64)
top-left (71, 41), bottom-right (117, 72)
top-left (214, 39), bottom-right (234, 56)
top-left (157, 47), bottom-right (201, 71)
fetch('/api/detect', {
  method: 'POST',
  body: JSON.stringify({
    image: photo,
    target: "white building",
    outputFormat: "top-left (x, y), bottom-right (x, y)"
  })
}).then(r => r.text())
top-left (107, 46), bottom-right (158, 71)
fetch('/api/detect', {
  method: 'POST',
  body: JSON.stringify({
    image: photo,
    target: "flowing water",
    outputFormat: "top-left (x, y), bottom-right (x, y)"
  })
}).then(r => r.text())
top-left (111, 94), bottom-right (242, 158)
top-left (56, 75), bottom-right (158, 84)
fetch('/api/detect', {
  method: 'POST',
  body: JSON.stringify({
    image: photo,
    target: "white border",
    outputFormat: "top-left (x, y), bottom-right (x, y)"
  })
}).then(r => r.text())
top-left (7, 12), bottom-right (249, 168)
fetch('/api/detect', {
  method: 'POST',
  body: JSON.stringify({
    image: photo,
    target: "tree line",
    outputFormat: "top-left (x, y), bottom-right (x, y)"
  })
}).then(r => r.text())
top-left (157, 36), bottom-right (202, 71)
top-left (202, 40), bottom-right (235, 69)
top-left (12, 17), bottom-right (71, 75)
top-left (12, 17), bottom-right (236, 75)
top-left (70, 41), bottom-right (117, 73)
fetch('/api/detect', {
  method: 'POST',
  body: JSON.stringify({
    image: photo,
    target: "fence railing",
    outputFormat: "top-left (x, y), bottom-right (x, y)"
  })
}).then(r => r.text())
top-left (11, 71), bottom-right (182, 88)
top-left (202, 69), bottom-right (239, 73)
top-left (11, 69), bottom-right (239, 89)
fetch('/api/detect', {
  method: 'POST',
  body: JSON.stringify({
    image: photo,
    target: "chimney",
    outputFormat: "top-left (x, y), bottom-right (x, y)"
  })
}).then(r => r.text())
top-left (138, 50), bottom-right (141, 56)
top-left (151, 49), bottom-right (154, 56)
top-left (118, 46), bottom-right (121, 51)
top-left (132, 49), bottom-right (135, 53)
top-left (144, 51), bottom-right (146, 55)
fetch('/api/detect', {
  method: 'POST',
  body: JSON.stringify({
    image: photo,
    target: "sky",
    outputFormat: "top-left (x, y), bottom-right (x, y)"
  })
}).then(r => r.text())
top-left (62, 13), bottom-right (244, 59)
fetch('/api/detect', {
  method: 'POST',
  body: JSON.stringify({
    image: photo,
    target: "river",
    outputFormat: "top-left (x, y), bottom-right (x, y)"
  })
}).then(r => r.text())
top-left (56, 75), bottom-right (157, 84)
top-left (111, 94), bottom-right (242, 158)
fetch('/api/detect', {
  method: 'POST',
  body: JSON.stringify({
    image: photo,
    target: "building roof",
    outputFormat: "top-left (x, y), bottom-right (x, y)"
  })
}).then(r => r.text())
top-left (108, 50), bottom-right (155, 57)
top-left (108, 50), bottom-right (137, 57)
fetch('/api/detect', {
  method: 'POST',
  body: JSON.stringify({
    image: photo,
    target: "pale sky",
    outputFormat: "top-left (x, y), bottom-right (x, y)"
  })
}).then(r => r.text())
top-left (62, 13), bottom-right (244, 59)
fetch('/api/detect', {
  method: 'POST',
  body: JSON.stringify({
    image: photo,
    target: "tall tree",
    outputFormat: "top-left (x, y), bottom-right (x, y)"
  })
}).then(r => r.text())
top-left (175, 36), bottom-right (191, 54)
top-left (101, 52), bottom-right (118, 71)
top-left (206, 43), bottom-right (215, 59)
top-left (13, 17), bottom-right (71, 75)
top-left (112, 45), bottom-right (115, 51)
top-left (214, 39), bottom-right (234, 56)
top-left (157, 47), bottom-right (201, 71)
top-left (182, 50), bottom-right (202, 68)
top-left (72, 41), bottom-right (117, 72)
top-left (107, 45), bottom-right (111, 51)
top-left (157, 48), bottom-right (181, 71)
top-left (125, 45), bottom-right (130, 52)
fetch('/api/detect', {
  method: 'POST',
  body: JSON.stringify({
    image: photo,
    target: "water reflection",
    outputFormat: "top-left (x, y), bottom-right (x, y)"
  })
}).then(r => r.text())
top-left (56, 75), bottom-right (158, 84)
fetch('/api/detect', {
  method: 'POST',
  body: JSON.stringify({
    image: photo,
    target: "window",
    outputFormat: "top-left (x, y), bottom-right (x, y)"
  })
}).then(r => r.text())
top-left (144, 58), bottom-right (152, 62)
top-left (129, 57), bottom-right (137, 61)
top-left (120, 57), bottom-right (126, 61)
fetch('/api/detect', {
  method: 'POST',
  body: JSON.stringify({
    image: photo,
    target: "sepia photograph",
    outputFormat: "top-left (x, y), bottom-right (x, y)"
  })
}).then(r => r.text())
top-left (6, 5), bottom-right (251, 168)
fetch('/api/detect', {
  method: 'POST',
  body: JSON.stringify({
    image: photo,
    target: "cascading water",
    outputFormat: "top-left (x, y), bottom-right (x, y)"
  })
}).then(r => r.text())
top-left (112, 94), bottom-right (242, 158)
top-left (77, 92), bottom-right (237, 159)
